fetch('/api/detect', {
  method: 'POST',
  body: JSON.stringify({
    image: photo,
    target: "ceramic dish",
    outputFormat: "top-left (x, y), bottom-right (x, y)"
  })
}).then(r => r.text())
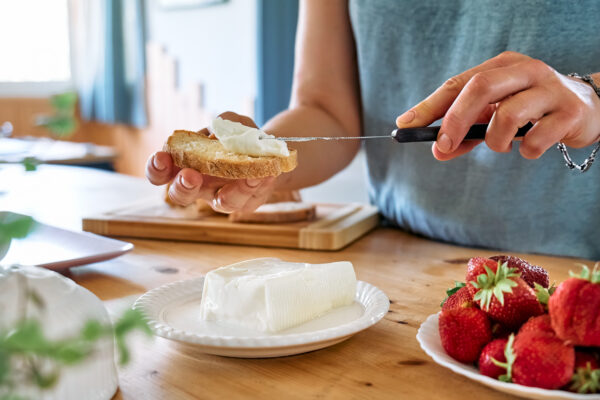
top-left (417, 313), bottom-right (600, 400)
top-left (133, 277), bottom-right (389, 358)
top-left (0, 212), bottom-right (133, 270)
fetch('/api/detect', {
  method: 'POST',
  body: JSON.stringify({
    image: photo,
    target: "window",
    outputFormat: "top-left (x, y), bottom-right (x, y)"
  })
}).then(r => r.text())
top-left (0, 0), bottom-right (72, 96)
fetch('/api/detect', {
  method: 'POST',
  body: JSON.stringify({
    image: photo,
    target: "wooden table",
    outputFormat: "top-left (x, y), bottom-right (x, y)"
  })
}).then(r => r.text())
top-left (0, 164), bottom-right (590, 399)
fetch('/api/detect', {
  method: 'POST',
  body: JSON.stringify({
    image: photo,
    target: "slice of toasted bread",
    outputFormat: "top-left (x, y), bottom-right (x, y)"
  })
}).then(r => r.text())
top-left (228, 202), bottom-right (316, 223)
top-left (164, 130), bottom-right (297, 179)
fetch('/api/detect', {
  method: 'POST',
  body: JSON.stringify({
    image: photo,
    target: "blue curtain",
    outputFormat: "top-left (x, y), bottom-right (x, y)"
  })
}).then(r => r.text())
top-left (79, 0), bottom-right (147, 127)
top-left (255, 0), bottom-right (298, 126)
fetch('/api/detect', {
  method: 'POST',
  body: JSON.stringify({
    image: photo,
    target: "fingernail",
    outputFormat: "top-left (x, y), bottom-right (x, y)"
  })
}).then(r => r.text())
top-left (153, 155), bottom-right (166, 171)
top-left (246, 179), bottom-right (261, 188)
top-left (396, 110), bottom-right (416, 125)
top-left (437, 133), bottom-right (453, 153)
top-left (213, 195), bottom-right (232, 214)
top-left (179, 175), bottom-right (195, 190)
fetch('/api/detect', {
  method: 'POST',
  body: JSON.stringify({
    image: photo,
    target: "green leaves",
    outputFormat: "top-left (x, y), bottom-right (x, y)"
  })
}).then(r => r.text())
top-left (570, 361), bottom-right (600, 393)
top-left (0, 214), bottom-right (36, 244)
top-left (3, 320), bottom-right (48, 353)
top-left (0, 348), bottom-right (8, 385)
top-left (49, 92), bottom-right (77, 112)
top-left (0, 309), bottom-right (151, 395)
top-left (440, 281), bottom-right (466, 307)
top-left (22, 157), bottom-right (39, 172)
top-left (37, 116), bottom-right (77, 138)
top-left (534, 282), bottom-right (549, 306)
top-left (113, 309), bottom-right (151, 365)
top-left (570, 263), bottom-right (600, 284)
top-left (36, 92), bottom-right (78, 138)
top-left (492, 333), bottom-right (516, 383)
top-left (81, 320), bottom-right (105, 341)
top-left (472, 262), bottom-right (518, 310)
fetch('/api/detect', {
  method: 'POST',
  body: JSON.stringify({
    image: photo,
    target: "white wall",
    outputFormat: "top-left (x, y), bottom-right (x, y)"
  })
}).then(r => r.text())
top-left (145, 0), bottom-right (257, 117)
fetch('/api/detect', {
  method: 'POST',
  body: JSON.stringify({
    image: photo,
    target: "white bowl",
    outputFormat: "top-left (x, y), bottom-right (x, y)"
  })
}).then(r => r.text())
top-left (417, 313), bottom-right (600, 400)
top-left (0, 265), bottom-right (118, 400)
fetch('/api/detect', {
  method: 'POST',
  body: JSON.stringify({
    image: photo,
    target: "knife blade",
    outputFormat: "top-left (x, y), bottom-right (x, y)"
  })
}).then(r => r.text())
top-left (264, 123), bottom-right (533, 143)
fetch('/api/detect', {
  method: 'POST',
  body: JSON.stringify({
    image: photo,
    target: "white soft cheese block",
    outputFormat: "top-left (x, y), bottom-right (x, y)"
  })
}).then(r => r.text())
top-left (199, 258), bottom-right (357, 332)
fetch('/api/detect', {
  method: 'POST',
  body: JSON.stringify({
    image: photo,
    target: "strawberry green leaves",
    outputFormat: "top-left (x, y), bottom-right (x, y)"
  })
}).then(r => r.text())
top-left (440, 281), bottom-right (466, 307)
top-left (570, 363), bottom-right (600, 393)
top-left (491, 333), bottom-right (516, 383)
top-left (471, 262), bottom-right (519, 310)
top-left (569, 263), bottom-right (600, 284)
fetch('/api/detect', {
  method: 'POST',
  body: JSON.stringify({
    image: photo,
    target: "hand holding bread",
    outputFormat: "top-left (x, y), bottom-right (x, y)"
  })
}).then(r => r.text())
top-left (146, 112), bottom-right (296, 213)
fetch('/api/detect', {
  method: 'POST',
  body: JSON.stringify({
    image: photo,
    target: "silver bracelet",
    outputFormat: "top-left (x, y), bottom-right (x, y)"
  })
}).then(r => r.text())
top-left (556, 73), bottom-right (600, 173)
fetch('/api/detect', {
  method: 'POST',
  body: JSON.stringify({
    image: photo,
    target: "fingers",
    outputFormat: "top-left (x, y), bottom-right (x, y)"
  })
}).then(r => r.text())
top-left (432, 140), bottom-right (482, 161)
top-left (213, 177), bottom-right (275, 213)
top-left (520, 113), bottom-right (576, 159)
top-left (167, 168), bottom-right (204, 206)
top-left (396, 51), bottom-right (529, 129)
top-left (237, 177), bottom-right (276, 213)
top-left (146, 152), bottom-right (179, 185)
top-left (439, 59), bottom-right (552, 153)
top-left (485, 87), bottom-right (557, 152)
top-left (217, 111), bottom-right (258, 128)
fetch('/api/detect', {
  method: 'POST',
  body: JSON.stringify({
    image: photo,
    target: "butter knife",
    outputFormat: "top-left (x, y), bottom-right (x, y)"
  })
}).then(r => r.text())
top-left (264, 123), bottom-right (533, 143)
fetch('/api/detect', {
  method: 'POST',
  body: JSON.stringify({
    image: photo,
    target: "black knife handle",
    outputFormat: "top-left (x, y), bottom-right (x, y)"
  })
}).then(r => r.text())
top-left (391, 122), bottom-right (533, 143)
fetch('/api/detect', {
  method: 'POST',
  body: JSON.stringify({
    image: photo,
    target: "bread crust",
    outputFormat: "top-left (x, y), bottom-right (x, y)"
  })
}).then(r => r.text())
top-left (164, 130), bottom-right (297, 179)
top-left (228, 202), bottom-right (316, 223)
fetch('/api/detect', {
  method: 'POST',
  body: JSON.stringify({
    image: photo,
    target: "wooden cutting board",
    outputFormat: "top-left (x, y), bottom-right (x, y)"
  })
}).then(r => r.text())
top-left (82, 201), bottom-right (379, 250)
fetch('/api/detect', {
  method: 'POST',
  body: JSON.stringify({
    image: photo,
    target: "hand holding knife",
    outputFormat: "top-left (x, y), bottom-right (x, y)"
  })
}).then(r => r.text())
top-left (264, 122), bottom-right (533, 143)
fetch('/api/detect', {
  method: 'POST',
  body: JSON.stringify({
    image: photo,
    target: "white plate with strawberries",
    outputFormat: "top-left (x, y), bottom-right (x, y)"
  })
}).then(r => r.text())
top-left (418, 313), bottom-right (599, 400)
top-left (417, 256), bottom-right (600, 399)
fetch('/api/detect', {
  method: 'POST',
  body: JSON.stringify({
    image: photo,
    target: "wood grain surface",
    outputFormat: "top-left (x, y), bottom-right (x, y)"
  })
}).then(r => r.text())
top-left (0, 165), bottom-right (592, 400)
top-left (82, 202), bottom-right (379, 250)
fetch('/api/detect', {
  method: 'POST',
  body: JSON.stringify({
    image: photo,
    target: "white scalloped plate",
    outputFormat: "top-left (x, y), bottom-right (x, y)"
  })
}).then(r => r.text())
top-left (417, 313), bottom-right (600, 400)
top-left (133, 278), bottom-right (389, 358)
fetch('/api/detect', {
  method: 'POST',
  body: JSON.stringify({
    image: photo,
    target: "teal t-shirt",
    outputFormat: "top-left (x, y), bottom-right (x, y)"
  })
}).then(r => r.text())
top-left (348, 0), bottom-right (600, 258)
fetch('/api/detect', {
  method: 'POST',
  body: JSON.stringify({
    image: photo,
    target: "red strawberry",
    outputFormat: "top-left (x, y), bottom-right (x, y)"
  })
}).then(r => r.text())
top-left (442, 286), bottom-right (474, 312)
top-left (466, 257), bottom-right (499, 297)
top-left (518, 314), bottom-right (555, 337)
top-left (575, 351), bottom-right (599, 370)
top-left (549, 265), bottom-right (600, 346)
top-left (478, 338), bottom-right (508, 379)
top-left (490, 322), bottom-right (513, 339)
top-left (494, 332), bottom-right (575, 389)
top-left (439, 307), bottom-right (492, 363)
top-left (569, 351), bottom-right (600, 393)
top-left (489, 255), bottom-right (550, 288)
top-left (468, 260), bottom-right (544, 329)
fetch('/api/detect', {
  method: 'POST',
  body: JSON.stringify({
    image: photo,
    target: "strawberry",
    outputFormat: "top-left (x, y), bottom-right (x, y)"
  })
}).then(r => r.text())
top-left (438, 307), bottom-right (492, 363)
top-left (441, 285), bottom-right (474, 312)
top-left (490, 322), bottom-right (513, 339)
top-left (466, 257), bottom-right (499, 297)
top-left (569, 351), bottom-right (600, 393)
top-left (548, 265), bottom-right (600, 346)
top-left (575, 351), bottom-right (599, 370)
top-left (468, 260), bottom-right (544, 329)
top-left (494, 332), bottom-right (575, 389)
top-left (518, 314), bottom-right (555, 337)
top-left (489, 255), bottom-right (550, 288)
top-left (478, 338), bottom-right (508, 379)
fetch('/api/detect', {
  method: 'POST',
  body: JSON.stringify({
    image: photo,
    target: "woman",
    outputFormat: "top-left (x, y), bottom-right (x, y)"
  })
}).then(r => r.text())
top-left (146, 0), bottom-right (600, 258)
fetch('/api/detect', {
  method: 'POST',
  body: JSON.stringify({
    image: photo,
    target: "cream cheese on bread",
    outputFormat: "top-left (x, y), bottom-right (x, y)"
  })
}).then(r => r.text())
top-left (208, 117), bottom-right (289, 157)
